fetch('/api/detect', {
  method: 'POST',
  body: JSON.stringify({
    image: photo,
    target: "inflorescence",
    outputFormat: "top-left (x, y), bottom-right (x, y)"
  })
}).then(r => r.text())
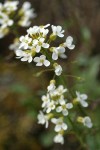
top-left (0, 1), bottom-right (93, 145)
top-left (14, 24), bottom-right (92, 144)
top-left (0, 1), bottom-right (36, 38)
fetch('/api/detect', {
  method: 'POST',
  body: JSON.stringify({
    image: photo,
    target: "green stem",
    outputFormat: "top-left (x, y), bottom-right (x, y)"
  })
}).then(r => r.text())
top-left (67, 116), bottom-right (87, 149)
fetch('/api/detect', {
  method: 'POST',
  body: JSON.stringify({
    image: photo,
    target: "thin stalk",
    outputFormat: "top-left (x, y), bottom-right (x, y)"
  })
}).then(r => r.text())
top-left (67, 116), bottom-right (87, 149)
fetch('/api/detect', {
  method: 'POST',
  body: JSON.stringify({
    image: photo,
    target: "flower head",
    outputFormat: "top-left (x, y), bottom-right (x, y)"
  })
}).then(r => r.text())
top-left (46, 101), bottom-right (56, 113)
top-left (41, 94), bottom-right (50, 108)
top-left (33, 55), bottom-right (50, 67)
top-left (47, 80), bottom-right (56, 92)
top-left (56, 101), bottom-right (73, 116)
top-left (83, 116), bottom-right (93, 128)
top-left (37, 111), bottom-right (49, 128)
top-left (18, 1), bottom-right (36, 27)
top-left (51, 118), bottom-right (67, 132)
top-left (53, 63), bottom-right (62, 76)
top-left (16, 50), bottom-right (32, 63)
top-left (77, 116), bottom-right (93, 128)
top-left (51, 25), bottom-right (64, 37)
top-left (75, 91), bottom-right (88, 107)
top-left (54, 133), bottom-right (64, 144)
top-left (64, 36), bottom-right (75, 50)
top-left (52, 47), bottom-right (67, 60)
top-left (19, 35), bottom-right (32, 49)
top-left (32, 37), bottom-right (49, 53)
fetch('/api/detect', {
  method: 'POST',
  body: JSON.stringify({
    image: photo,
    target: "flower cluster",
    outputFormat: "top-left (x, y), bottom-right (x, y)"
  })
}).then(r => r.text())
top-left (37, 81), bottom-right (93, 144)
top-left (15, 24), bottom-right (75, 76)
top-left (0, 1), bottom-right (36, 38)
top-left (17, 2), bottom-right (36, 27)
top-left (14, 23), bottom-right (92, 144)
top-left (38, 80), bottom-right (73, 144)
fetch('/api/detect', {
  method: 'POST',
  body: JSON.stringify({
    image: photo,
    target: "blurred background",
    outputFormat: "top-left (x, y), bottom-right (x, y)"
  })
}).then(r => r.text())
top-left (0, 0), bottom-right (100, 149)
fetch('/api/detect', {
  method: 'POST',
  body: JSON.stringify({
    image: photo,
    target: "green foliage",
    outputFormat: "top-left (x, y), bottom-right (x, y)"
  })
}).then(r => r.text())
top-left (73, 54), bottom-right (100, 99)
top-left (72, 53), bottom-right (100, 149)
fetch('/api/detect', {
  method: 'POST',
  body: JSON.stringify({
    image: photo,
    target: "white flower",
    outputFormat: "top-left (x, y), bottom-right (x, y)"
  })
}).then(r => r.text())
top-left (77, 116), bottom-right (93, 128)
top-left (27, 24), bottom-right (49, 37)
top-left (83, 116), bottom-right (93, 128)
top-left (16, 50), bottom-right (32, 63)
top-left (22, 1), bottom-right (36, 19)
top-left (58, 95), bottom-right (66, 105)
top-left (18, 2), bottom-right (36, 27)
top-left (57, 85), bottom-right (67, 95)
top-left (52, 47), bottom-right (67, 60)
top-left (49, 90), bottom-right (63, 104)
top-left (64, 36), bottom-right (75, 50)
top-left (54, 64), bottom-right (62, 76)
top-left (48, 85), bottom-right (67, 105)
top-left (0, 12), bottom-right (13, 28)
top-left (51, 118), bottom-right (67, 132)
top-left (32, 37), bottom-right (49, 53)
top-left (0, 1), bottom-right (19, 38)
top-left (51, 25), bottom-right (64, 37)
top-left (76, 91), bottom-right (88, 107)
top-left (41, 94), bottom-right (50, 108)
top-left (47, 80), bottom-right (56, 92)
top-left (41, 24), bottom-right (50, 28)
top-left (54, 133), bottom-right (64, 144)
top-left (46, 101), bottom-right (55, 113)
top-left (33, 55), bottom-right (50, 67)
top-left (56, 101), bottom-right (73, 116)
top-left (4, 1), bottom-right (19, 12)
top-left (22, 1), bottom-right (31, 10)
top-left (37, 111), bottom-right (49, 128)
top-left (27, 26), bottom-right (39, 35)
top-left (19, 35), bottom-right (32, 49)
top-left (39, 24), bottom-right (50, 36)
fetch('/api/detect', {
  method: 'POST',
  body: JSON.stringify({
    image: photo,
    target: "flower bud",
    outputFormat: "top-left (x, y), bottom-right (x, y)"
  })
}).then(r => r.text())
top-left (50, 34), bottom-right (57, 41)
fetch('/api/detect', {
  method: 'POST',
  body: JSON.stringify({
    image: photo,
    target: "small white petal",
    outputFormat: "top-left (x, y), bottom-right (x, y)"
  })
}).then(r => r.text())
top-left (28, 56), bottom-right (32, 63)
top-left (68, 44), bottom-right (75, 50)
top-left (81, 101), bottom-right (88, 107)
top-left (46, 107), bottom-right (51, 113)
top-left (55, 125), bottom-right (61, 132)
top-left (36, 62), bottom-right (43, 66)
top-left (36, 45), bottom-right (41, 53)
top-left (51, 118), bottom-right (57, 124)
top-left (60, 54), bottom-right (67, 59)
top-left (58, 33), bottom-right (64, 37)
top-left (66, 103), bottom-right (73, 109)
top-left (21, 57), bottom-right (28, 61)
top-left (62, 123), bottom-right (67, 130)
top-left (56, 106), bottom-right (62, 112)
top-left (44, 60), bottom-right (50, 67)
top-left (62, 109), bottom-right (68, 116)
top-left (33, 57), bottom-right (40, 62)
top-left (52, 52), bottom-right (58, 60)
top-left (81, 94), bottom-right (88, 100)
top-left (59, 99), bottom-right (65, 105)
top-left (42, 43), bottom-right (49, 48)
top-left (40, 55), bottom-right (46, 59)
